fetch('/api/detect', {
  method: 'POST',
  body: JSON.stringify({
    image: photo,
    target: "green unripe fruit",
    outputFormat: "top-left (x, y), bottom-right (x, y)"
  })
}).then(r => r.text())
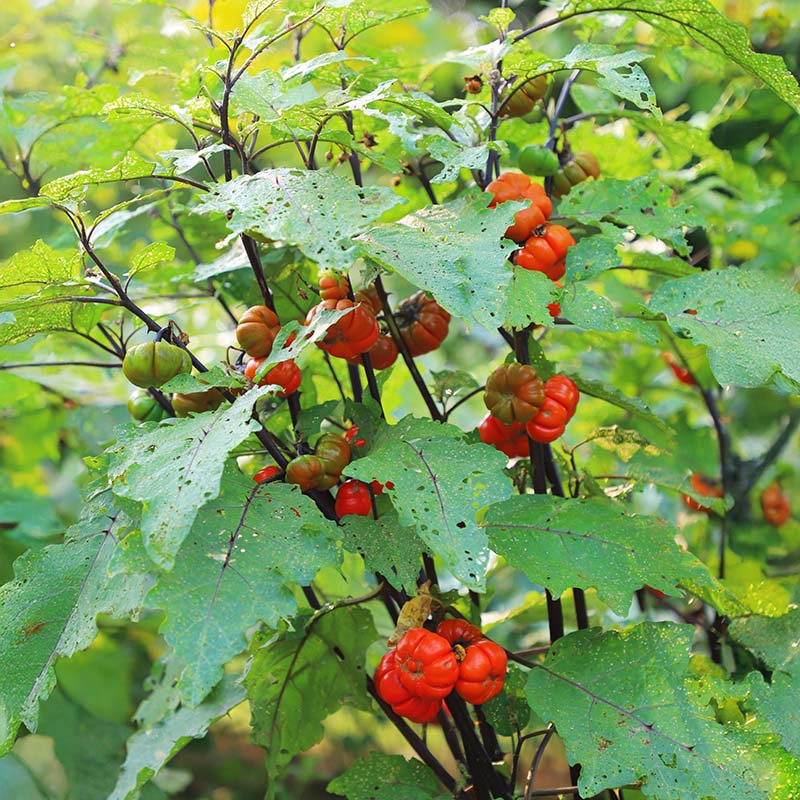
top-left (552, 151), bottom-right (601, 199)
top-left (519, 75), bottom-right (548, 103)
top-left (518, 146), bottom-right (559, 176)
top-left (127, 389), bottom-right (169, 422)
top-left (501, 89), bottom-right (535, 118)
top-left (122, 341), bottom-right (192, 388)
top-left (172, 388), bottom-right (225, 417)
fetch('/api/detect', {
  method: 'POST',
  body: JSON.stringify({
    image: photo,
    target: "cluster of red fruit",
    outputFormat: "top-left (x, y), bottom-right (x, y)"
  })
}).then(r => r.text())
top-left (487, 172), bottom-right (575, 318)
top-left (374, 620), bottom-right (507, 723)
top-left (306, 272), bottom-right (381, 361)
top-left (253, 424), bottom-right (391, 518)
top-left (306, 271), bottom-right (451, 369)
top-left (760, 482), bottom-right (791, 527)
top-left (680, 473), bottom-right (723, 514)
top-left (237, 306), bottom-right (301, 396)
top-left (681, 474), bottom-right (792, 527)
top-left (479, 364), bottom-right (579, 455)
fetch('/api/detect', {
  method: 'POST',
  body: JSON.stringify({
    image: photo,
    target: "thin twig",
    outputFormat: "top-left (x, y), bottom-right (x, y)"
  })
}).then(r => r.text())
top-left (524, 724), bottom-right (555, 800)
top-left (0, 361), bottom-right (121, 371)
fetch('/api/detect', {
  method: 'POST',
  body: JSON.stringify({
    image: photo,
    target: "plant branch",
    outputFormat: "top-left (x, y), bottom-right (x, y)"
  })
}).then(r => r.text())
top-left (524, 724), bottom-right (555, 800)
top-left (366, 678), bottom-right (457, 792)
top-left (443, 385), bottom-right (485, 419)
top-left (374, 276), bottom-right (444, 422)
top-left (0, 361), bottom-right (121, 371)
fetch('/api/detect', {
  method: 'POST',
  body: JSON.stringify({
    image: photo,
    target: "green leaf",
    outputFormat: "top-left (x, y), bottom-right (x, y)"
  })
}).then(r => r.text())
top-left (232, 71), bottom-right (318, 121)
top-left (649, 270), bottom-right (800, 392)
top-left (280, 52), bottom-right (375, 81)
top-left (0, 197), bottom-right (52, 215)
top-left (730, 609), bottom-right (800, 758)
top-left (483, 496), bottom-right (704, 613)
top-left (38, 688), bottom-right (129, 800)
top-left (312, 0), bottom-right (428, 43)
top-left (560, 283), bottom-right (656, 340)
top-left (429, 369), bottom-right (480, 404)
top-left (484, 8), bottom-right (515, 33)
top-left (339, 511), bottom-right (427, 593)
top-left (480, 663), bottom-right (530, 737)
top-left (246, 606), bottom-right (377, 799)
top-left (564, 234), bottom-right (619, 281)
top-left (622, 251), bottom-right (696, 279)
top-left (0, 501), bottom-right (150, 755)
top-left (345, 419), bottom-right (513, 590)
top-left (148, 470), bottom-right (339, 706)
top-left (327, 752), bottom-right (441, 799)
top-left (556, 0), bottom-right (800, 111)
top-left (107, 675), bottom-right (245, 800)
top-left (107, 388), bottom-right (270, 569)
top-left (159, 366), bottom-right (240, 393)
top-left (157, 144), bottom-right (231, 176)
top-left (558, 174), bottom-right (702, 256)
top-left (193, 168), bottom-right (403, 270)
top-left (567, 375), bottom-right (671, 434)
top-left (425, 137), bottom-right (496, 184)
top-left (39, 153), bottom-right (175, 203)
top-left (126, 242), bottom-right (175, 279)
top-left (102, 94), bottom-right (193, 130)
top-left (512, 43), bottom-right (659, 115)
top-left (504, 267), bottom-right (557, 328)
top-left (526, 623), bottom-right (771, 800)
top-left (360, 195), bottom-right (516, 329)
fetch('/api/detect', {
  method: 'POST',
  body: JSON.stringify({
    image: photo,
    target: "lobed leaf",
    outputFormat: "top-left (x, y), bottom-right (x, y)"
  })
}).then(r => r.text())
top-left (554, 0), bottom-right (800, 111)
top-left (359, 195), bottom-right (517, 329)
top-left (526, 623), bottom-right (772, 800)
top-left (327, 752), bottom-right (442, 799)
top-left (0, 501), bottom-right (150, 755)
top-left (346, 419), bottom-right (513, 590)
top-left (246, 606), bottom-right (376, 799)
top-left (339, 511), bottom-right (427, 594)
top-left (107, 676), bottom-right (244, 800)
top-left (107, 389), bottom-right (269, 569)
top-left (483, 495), bottom-right (705, 613)
top-left (649, 270), bottom-right (800, 392)
top-left (193, 168), bottom-right (403, 270)
top-left (148, 471), bottom-right (339, 706)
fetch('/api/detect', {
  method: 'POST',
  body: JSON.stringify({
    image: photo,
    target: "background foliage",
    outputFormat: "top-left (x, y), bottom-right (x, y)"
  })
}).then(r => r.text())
top-left (1, 0), bottom-right (799, 798)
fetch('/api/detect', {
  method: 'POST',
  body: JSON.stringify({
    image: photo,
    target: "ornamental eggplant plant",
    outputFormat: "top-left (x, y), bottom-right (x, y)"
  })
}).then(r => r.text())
top-left (0, 2), bottom-right (799, 800)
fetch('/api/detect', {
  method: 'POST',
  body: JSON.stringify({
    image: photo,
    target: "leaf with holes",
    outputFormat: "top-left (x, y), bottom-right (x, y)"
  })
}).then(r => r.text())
top-left (0, 497), bottom-right (149, 755)
top-left (246, 606), bottom-right (376, 800)
top-left (0, 241), bottom-right (102, 347)
top-left (231, 72), bottom-right (318, 122)
top-left (482, 496), bottom-right (706, 613)
top-left (39, 152), bottom-right (176, 204)
top-left (339, 512), bottom-right (427, 594)
top-left (526, 623), bottom-right (772, 800)
top-left (107, 388), bottom-right (273, 570)
top-left (327, 752), bottom-right (443, 800)
top-left (504, 267), bottom-right (557, 328)
top-left (193, 168), bottom-right (402, 270)
top-left (567, 375), bottom-right (670, 434)
top-left (558, 174), bottom-right (702, 256)
top-left (730, 609), bottom-right (800, 758)
top-left (359, 195), bottom-right (517, 329)
top-left (555, 0), bottom-right (800, 111)
top-left (345, 419), bottom-right (513, 590)
top-left (481, 664), bottom-right (530, 737)
top-left (148, 469), bottom-right (338, 706)
top-left (509, 43), bottom-right (659, 115)
top-left (650, 270), bottom-right (800, 392)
